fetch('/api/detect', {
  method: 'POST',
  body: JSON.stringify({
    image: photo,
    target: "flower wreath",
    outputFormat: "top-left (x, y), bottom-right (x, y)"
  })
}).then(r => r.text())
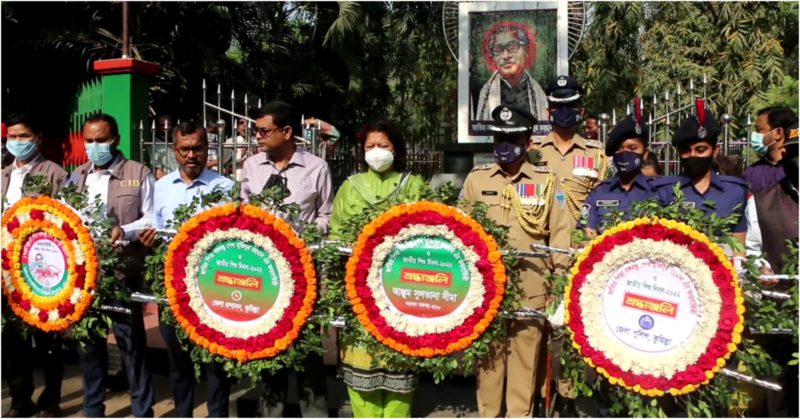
top-left (345, 201), bottom-right (506, 357)
top-left (165, 203), bottom-right (317, 362)
top-left (565, 217), bottom-right (745, 397)
top-left (1, 196), bottom-right (98, 332)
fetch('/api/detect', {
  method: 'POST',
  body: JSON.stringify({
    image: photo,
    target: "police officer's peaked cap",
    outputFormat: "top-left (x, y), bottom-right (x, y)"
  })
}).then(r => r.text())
top-left (673, 111), bottom-right (720, 147)
top-left (605, 115), bottom-right (649, 156)
top-left (489, 105), bottom-right (536, 133)
top-left (546, 75), bottom-right (583, 104)
top-left (786, 121), bottom-right (799, 146)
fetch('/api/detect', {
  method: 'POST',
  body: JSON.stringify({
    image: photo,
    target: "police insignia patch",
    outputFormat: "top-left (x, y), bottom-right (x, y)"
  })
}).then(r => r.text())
top-left (580, 202), bottom-right (590, 219)
top-left (556, 191), bottom-right (567, 209)
top-left (500, 107), bottom-right (513, 121)
top-left (557, 78), bottom-right (567, 87)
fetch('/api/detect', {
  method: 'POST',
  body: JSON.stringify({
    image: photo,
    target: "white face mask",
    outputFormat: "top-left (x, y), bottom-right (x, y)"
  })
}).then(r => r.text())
top-left (365, 147), bottom-right (394, 173)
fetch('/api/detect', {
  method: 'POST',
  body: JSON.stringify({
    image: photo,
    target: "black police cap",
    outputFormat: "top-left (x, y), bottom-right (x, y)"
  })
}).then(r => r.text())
top-left (489, 105), bottom-right (536, 133)
top-left (673, 111), bottom-right (721, 147)
top-left (605, 115), bottom-right (649, 156)
top-left (546, 75), bottom-right (583, 104)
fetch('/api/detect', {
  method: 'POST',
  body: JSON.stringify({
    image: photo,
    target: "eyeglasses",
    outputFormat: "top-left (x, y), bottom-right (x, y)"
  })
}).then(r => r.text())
top-left (255, 126), bottom-right (285, 137)
top-left (492, 40), bottom-right (524, 56)
top-left (175, 146), bottom-right (207, 156)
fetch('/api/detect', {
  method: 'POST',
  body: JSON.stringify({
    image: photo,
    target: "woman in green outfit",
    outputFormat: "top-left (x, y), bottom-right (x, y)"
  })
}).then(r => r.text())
top-left (329, 121), bottom-right (428, 417)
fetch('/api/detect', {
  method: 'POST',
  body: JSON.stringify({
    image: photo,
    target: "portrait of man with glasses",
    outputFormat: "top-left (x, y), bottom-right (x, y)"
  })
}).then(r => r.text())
top-left (474, 20), bottom-right (550, 125)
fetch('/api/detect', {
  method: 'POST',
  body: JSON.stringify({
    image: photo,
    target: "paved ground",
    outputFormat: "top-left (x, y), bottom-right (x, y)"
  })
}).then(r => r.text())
top-left (2, 303), bottom-right (480, 417)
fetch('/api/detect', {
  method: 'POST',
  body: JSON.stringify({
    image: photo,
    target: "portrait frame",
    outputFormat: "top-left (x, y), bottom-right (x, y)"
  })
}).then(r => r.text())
top-left (458, 1), bottom-right (568, 143)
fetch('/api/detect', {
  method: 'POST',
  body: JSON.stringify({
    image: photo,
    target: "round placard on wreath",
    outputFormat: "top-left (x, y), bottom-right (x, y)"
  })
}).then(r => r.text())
top-left (345, 201), bottom-right (507, 357)
top-left (1, 196), bottom-right (99, 332)
top-left (164, 203), bottom-right (317, 362)
top-left (565, 217), bottom-right (745, 397)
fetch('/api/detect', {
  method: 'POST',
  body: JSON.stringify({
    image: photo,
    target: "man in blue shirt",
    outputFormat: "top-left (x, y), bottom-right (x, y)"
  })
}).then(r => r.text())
top-left (580, 105), bottom-right (657, 236)
top-left (650, 100), bottom-right (748, 247)
top-left (139, 121), bottom-right (234, 417)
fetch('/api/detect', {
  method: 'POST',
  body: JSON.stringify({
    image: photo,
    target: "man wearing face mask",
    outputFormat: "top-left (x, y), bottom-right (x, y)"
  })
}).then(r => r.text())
top-left (461, 105), bottom-right (569, 417)
top-left (1, 114), bottom-right (67, 210)
top-left (65, 113), bottom-right (156, 417)
top-left (1, 114), bottom-right (67, 417)
top-left (579, 103), bottom-right (657, 237)
top-left (751, 120), bottom-right (799, 417)
top-left (651, 100), bottom-right (749, 247)
top-left (745, 107), bottom-right (795, 192)
top-left (532, 75), bottom-right (606, 271)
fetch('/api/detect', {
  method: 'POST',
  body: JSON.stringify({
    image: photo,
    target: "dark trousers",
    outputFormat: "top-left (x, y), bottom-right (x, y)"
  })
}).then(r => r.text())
top-left (77, 304), bottom-right (154, 417)
top-left (260, 353), bottom-right (328, 417)
top-left (159, 314), bottom-right (233, 417)
top-left (1, 323), bottom-right (64, 412)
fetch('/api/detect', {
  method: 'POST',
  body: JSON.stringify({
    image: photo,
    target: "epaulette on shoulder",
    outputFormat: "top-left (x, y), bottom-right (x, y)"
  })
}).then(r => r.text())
top-left (718, 175), bottom-right (749, 188)
top-left (647, 175), bottom-right (681, 188)
top-left (471, 163), bottom-right (494, 172)
top-left (585, 140), bottom-right (602, 149)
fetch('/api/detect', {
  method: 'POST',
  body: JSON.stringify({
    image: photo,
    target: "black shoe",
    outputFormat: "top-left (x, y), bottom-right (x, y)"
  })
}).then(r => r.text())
top-left (3, 406), bottom-right (37, 417)
top-left (35, 407), bottom-right (63, 417)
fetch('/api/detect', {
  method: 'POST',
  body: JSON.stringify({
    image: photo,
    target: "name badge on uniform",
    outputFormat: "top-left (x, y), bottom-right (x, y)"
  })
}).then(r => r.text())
top-left (120, 179), bottom-right (140, 187)
top-left (596, 199), bottom-right (619, 208)
top-left (481, 190), bottom-right (498, 196)
top-left (517, 183), bottom-right (546, 206)
top-left (572, 155), bottom-right (599, 179)
top-left (533, 165), bottom-right (550, 173)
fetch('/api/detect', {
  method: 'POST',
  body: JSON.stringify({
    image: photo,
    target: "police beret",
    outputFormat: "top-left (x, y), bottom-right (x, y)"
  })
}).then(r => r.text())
top-left (786, 121), bottom-right (799, 146)
top-left (546, 75), bottom-right (583, 104)
top-left (489, 105), bottom-right (535, 133)
top-left (605, 115), bottom-right (648, 156)
top-left (673, 111), bottom-right (721, 147)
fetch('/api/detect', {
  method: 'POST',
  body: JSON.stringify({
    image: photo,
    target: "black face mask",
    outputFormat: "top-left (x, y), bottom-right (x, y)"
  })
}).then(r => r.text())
top-left (680, 156), bottom-right (714, 180)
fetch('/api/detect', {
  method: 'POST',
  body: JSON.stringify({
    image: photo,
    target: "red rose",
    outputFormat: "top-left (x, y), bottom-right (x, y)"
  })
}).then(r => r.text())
top-left (19, 300), bottom-right (31, 310)
top-left (670, 371), bottom-right (689, 389)
top-left (75, 276), bottom-right (85, 289)
top-left (685, 365), bottom-right (706, 383)
top-left (640, 375), bottom-right (658, 390)
top-left (62, 222), bottom-right (77, 240)
top-left (10, 290), bottom-right (21, 303)
top-left (7, 217), bottom-right (20, 233)
top-left (38, 310), bottom-right (49, 322)
top-left (58, 302), bottom-right (75, 318)
top-left (718, 310), bottom-right (740, 332)
top-left (30, 210), bottom-right (44, 220)
top-left (697, 353), bottom-right (716, 370)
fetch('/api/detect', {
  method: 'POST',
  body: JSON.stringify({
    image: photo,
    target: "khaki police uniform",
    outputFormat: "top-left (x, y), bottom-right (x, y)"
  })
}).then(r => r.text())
top-left (462, 160), bottom-right (571, 417)
top-left (532, 132), bottom-right (607, 273)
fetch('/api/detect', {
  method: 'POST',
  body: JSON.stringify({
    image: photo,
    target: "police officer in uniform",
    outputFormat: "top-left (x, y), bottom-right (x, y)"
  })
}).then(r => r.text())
top-left (580, 104), bottom-right (657, 237)
top-left (461, 105), bottom-right (571, 417)
top-left (531, 75), bottom-right (607, 269)
top-left (650, 100), bottom-right (748, 246)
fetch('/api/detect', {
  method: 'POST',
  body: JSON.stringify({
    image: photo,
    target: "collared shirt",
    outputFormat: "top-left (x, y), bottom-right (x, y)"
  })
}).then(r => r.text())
top-left (240, 149), bottom-right (333, 233)
top-left (84, 154), bottom-right (156, 240)
top-left (744, 158), bottom-right (785, 192)
top-left (652, 173), bottom-right (749, 233)
top-left (154, 169), bottom-right (235, 229)
top-left (5, 154), bottom-right (41, 206)
top-left (581, 173), bottom-right (657, 231)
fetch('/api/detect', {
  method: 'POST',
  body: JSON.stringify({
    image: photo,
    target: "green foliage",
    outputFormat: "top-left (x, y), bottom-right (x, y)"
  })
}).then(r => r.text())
top-left (20, 174), bottom-right (53, 198)
top-left (575, 2), bottom-right (796, 125)
top-left (56, 185), bottom-right (124, 345)
top-left (765, 75), bottom-right (799, 112)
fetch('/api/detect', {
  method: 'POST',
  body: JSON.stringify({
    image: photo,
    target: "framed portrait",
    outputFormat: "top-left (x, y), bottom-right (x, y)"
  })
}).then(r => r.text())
top-left (458, 2), bottom-right (568, 143)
